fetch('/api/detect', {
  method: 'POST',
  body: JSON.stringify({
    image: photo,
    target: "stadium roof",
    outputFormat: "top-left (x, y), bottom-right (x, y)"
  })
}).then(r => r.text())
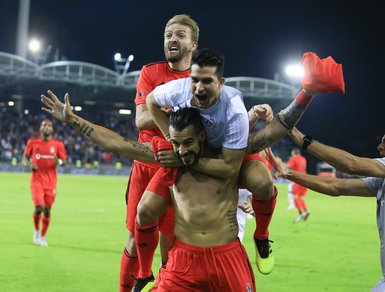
top-left (0, 51), bottom-right (298, 114)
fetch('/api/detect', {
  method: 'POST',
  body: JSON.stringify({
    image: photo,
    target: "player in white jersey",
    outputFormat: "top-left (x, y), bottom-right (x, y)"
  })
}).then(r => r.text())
top-left (276, 127), bottom-right (385, 291)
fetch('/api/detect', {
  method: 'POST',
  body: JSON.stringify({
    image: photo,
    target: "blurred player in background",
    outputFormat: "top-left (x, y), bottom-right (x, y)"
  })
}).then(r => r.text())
top-left (23, 119), bottom-right (67, 247)
top-left (287, 148), bottom-right (310, 222)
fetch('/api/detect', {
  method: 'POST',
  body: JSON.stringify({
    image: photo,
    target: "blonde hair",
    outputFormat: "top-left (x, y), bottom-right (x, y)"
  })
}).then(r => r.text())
top-left (165, 14), bottom-right (199, 43)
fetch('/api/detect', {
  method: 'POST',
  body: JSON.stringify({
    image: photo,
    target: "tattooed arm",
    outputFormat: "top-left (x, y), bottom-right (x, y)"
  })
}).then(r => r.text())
top-left (41, 90), bottom-right (154, 162)
top-left (246, 89), bottom-right (314, 154)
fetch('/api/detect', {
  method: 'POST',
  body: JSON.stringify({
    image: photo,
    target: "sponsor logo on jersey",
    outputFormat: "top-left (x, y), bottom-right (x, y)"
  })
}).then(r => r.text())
top-left (35, 153), bottom-right (55, 160)
top-left (203, 117), bottom-right (216, 129)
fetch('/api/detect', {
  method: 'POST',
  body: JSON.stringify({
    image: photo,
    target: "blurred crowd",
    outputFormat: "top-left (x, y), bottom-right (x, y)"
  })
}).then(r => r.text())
top-left (1, 107), bottom-right (298, 170)
top-left (0, 108), bottom-right (138, 167)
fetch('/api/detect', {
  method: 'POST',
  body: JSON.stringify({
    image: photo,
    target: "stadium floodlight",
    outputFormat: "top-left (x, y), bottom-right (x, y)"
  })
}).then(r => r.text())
top-left (28, 39), bottom-right (41, 53)
top-left (119, 109), bottom-right (132, 115)
top-left (27, 38), bottom-right (52, 65)
top-left (24, 109), bottom-right (29, 115)
top-left (74, 106), bottom-right (82, 112)
top-left (114, 53), bottom-right (135, 77)
top-left (8, 101), bottom-right (15, 106)
top-left (285, 64), bottom-right (303, 78)
top-left (114, 53), bottom-right (122, 62)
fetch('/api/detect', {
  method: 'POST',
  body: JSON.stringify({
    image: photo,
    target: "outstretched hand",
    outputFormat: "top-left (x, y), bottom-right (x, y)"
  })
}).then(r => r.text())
top-left (41, 90), bottom-right (73, 123)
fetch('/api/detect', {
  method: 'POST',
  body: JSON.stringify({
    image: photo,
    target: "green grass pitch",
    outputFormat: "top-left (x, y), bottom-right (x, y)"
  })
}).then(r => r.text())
top-left (0, 172), bottom-right (381, 291)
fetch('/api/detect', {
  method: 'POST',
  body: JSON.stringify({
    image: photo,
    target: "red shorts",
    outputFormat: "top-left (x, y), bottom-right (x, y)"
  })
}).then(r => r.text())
top-left (126, 162), bottom-right (175, 237)
top-left (31, 184), bottom-right (56, 208)
top-left (293, 182), bottom-right (307, 196)
top-left (157, 239), bottom-right (255, 292)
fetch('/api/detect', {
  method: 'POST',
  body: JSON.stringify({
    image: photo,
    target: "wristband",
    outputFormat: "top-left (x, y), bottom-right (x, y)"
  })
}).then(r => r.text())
top-left (302, 135), bottom-right (314, 151)
top-left (58, 159), bottom-right (63, 166)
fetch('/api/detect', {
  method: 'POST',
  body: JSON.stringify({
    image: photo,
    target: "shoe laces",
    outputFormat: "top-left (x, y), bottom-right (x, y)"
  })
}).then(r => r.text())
top-left (255, 238), bottom-right (273, 258)
top-left (131, 274), bottom-right (155, 292)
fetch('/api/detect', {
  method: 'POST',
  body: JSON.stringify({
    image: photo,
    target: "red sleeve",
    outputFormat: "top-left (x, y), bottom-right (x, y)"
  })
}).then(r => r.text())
top-left (134, 66), bottom-right (153, 105)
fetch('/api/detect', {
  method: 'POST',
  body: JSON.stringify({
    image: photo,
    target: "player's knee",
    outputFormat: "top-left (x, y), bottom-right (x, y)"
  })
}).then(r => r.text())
top-left (43, 208), bottom-right (51, 217)
top-left (136, 201), bottom-right (157, 226)
top-left (250, 177), bottom-right (274, 200)
top-left (35, 205), bottom-right (43, 215)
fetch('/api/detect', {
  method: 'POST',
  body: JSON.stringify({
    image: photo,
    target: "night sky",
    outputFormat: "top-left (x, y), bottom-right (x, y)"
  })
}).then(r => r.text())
top-left (1, 0), bottom-right (384, 157)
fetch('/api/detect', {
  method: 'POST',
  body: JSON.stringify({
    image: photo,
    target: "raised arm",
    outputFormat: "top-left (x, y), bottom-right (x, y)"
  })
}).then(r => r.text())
top-left (247, 51), bottom-right (345, 154)
top-left (41, 90), bottom-right (154, 162)
top-left (290, 127), bottom-right (385, 177)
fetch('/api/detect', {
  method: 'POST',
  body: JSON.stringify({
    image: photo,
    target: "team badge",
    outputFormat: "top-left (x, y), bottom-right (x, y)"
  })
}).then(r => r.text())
top-left (203, 118), bottom-right (216, 129)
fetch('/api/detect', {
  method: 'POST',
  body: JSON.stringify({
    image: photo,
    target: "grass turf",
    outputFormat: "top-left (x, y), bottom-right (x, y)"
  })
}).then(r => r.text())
top-left (0, 172), bottom-right (381, 291)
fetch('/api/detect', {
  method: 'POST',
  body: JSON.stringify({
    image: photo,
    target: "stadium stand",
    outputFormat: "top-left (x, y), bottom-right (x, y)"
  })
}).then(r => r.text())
top-left (0, 51), bottom-right (298, 174)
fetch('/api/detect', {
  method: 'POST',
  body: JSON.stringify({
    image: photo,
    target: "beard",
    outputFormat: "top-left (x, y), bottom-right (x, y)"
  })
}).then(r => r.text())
top-left (177, 150), bottom-right (199, 167)
top-left (165, 46), bottom-right (190, 63)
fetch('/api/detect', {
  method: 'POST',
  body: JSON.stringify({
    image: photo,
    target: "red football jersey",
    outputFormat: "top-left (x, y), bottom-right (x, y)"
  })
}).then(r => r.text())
top-left (134, 61), bottom-right (190, 143)
top-left (287, 155), bottom-right (307, 173)
top-left (24, 137), bottom-right (67, 189)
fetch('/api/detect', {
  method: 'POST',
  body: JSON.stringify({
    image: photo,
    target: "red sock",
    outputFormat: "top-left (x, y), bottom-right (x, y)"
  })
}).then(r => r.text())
top-left (41, 216), bottom-right (51, 237)
top-left (299, 198), bottom-right (307, 212)
top-left (135, 221), bottom-right (159, 278)
top-left (33, 212), bottom-right (42, 231)
top-left (295, 90), bottom-right (314, 107)
top-left (294, 198), bottom-right (307, 213)
top-left (252, 187), bottom-right (277, 240)
top-left (119, 248), bottom-right (139, 292)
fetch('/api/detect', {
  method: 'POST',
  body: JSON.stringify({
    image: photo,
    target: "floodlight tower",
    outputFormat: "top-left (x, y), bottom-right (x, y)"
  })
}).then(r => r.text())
top-left (114, 53), bottom-right (135, 76)
top-left (114, 53), bottom-right (134, 78)
top-left (114, 53), bottom-right (135, 85)
top-left (16, 0), bottom-right (30, 58)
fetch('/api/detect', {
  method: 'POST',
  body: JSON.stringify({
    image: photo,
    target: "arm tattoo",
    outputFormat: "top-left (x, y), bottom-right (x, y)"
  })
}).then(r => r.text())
top-left (79, 123), bottom-right (94, 137)
top-left (227, 209), bottom-right (238, 232)
top-left (277, 101), bottom-right (305, 129)
top-left (124, 139), bottom-right (152, 155)
top-left (70, 117), bottom-right (94, 137)
top-left (247, 132), bottom-right (274, 154)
